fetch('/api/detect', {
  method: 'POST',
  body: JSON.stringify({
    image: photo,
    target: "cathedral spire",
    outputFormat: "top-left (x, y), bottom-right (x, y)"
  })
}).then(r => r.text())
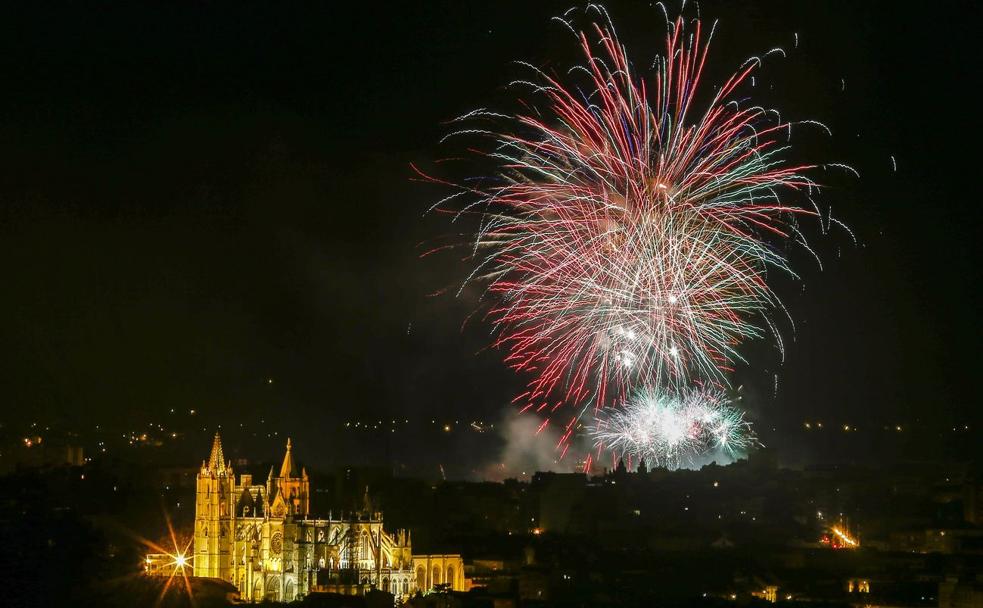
top-left (361, 485), bottom-right (372, 515)
top-left (279, 437), bottom-right (296, 478)
top-left (207, 432), bottom-right (225, 472)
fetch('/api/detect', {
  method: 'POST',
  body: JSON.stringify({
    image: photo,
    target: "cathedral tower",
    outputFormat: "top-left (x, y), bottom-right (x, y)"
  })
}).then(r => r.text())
top-left (270, 438), bottom-right (310, 518)
top-left (194, 432), bottom-right (234, 579)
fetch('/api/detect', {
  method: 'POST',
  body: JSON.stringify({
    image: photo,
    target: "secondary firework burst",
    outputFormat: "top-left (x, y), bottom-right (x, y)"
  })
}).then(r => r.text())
top-left (423, 7), bottom-right (846, 452)
top-left (592, 387), bottom-right (757, 470)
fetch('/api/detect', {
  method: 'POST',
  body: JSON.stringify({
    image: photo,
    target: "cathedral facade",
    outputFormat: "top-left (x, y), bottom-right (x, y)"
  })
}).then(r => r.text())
top-left (192, 433), bottom-right (462, 602)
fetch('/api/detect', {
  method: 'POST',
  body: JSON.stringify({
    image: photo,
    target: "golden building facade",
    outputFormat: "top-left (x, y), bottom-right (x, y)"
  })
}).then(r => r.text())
top-left (192, 433), bottom-right (462, 602)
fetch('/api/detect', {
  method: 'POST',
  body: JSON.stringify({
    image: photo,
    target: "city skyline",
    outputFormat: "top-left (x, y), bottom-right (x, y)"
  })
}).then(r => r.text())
top-left (1, 1), bottom-right (979, 474)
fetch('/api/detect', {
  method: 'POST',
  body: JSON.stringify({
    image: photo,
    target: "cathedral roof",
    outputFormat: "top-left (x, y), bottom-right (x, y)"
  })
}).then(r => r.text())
top-left (279, 437), bottom-right (297, 478)
top-left (253, 487), bottom-right (265, 515)
top-left (237, 486), bottom-right (255, 509)
top-left (207, 432), bottom-right (226, 473)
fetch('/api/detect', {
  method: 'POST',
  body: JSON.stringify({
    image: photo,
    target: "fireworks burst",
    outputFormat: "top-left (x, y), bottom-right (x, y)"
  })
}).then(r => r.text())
top-left (423, 7), bottom-right (849, 456)
top-left (592, 387), bottom-right (757, 470)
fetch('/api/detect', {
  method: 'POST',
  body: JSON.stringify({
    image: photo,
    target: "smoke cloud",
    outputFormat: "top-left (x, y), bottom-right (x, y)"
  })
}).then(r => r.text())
top-left (477, 409), bottom-right (585, 481)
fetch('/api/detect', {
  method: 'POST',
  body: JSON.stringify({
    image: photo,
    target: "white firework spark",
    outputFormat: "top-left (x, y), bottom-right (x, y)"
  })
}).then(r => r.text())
top-left (592, 387), bottom-right (758, 469)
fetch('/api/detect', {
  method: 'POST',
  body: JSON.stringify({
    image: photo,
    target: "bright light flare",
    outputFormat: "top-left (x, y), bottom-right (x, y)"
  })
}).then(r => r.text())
top-left (128, 507), bottom-right (196, 605)
top-left (830, 525), bottom-right (859, 548)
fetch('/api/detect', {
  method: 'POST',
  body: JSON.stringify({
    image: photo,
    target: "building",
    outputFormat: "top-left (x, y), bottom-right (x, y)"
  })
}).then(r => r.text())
top-left (939, 576), bottom-right (983, 608)
top-left (412, 554), bottom-right (465, 592)
top-left (192, 433), bottom-right (463, 602)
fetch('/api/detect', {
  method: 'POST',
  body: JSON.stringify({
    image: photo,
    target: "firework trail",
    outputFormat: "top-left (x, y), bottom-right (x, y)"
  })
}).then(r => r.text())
top-left (424, 8), bottom-right (843, 454)
top-left (592, 387), bottom-right (757, 470)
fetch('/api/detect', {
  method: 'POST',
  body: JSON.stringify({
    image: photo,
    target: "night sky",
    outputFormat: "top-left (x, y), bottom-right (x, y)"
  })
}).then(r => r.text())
top-left (1, 1), bottom-right (979, 473)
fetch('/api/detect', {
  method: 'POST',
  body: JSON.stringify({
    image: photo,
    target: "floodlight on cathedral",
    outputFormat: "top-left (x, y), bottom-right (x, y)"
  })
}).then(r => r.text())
top-left (191, 432), bottom-right (465, 601)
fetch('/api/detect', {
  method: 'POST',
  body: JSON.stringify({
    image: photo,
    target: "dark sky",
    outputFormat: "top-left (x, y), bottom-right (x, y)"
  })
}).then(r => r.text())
top-left (0, 1), bottom-right (979, 471)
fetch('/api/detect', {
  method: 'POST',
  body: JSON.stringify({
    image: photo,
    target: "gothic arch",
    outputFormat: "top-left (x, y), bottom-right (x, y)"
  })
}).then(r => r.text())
top-left (360, 530), bottom-right (370, 562)
top-left (432, 565), bottom-right (441, 585)
top-left (265, 575), bottom-right (280, 601)
top-left (446, 565), bottom-right (455, 589)
top-left (416, 566), bottom-right (426, 588)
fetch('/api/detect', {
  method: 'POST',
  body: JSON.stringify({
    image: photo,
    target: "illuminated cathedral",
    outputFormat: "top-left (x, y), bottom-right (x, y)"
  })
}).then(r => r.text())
top-left (191, 433), bottom-right (463, 602)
